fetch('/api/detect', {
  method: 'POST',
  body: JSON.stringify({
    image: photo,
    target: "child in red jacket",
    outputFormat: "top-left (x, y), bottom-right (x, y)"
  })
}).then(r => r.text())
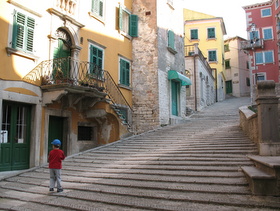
top-left (48, 139), bottom-right (65, 192)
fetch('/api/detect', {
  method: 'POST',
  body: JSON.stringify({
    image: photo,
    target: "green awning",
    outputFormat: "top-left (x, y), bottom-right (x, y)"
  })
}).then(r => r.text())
top-left (168, 70), bottom-right (192, 86)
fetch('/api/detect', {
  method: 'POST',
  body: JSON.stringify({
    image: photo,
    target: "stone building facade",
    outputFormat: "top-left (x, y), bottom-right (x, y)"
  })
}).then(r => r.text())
top-left (185, 44), bottom-right (216, 111)
top-left (132, 0), bottom-right (189, 134)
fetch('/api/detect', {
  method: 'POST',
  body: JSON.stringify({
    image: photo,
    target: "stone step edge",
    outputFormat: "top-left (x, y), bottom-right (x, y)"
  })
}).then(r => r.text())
top-left (1, 185), bottom-right (279, 211)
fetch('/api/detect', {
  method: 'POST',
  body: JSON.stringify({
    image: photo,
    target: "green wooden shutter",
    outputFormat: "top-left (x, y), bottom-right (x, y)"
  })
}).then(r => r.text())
top-left (125, 60), bottom-right (130, 86)
top-left (208, 28), bottom-right (215, 38)
top-left (191, 29), bottom-right (198, 39)
top-left (92, 0), bottom-right (98, 14)
top-left (92, 0), bottom-right (103, 17)
top-left (12, 11), bottom-right (35, 52)
top-left (119, 5), bottom-right (123, 31)
top-left (129, 14), bottom-right (138, 37)
top-left (13, 12), bottom-right (25, 50)
top-left (168, 30), bottom-right (175, 49)
top-left (99, 0), bottom-right (104, 17)
top-left (26, 17), bottom-right (35, 52)
top-left (90, 45), bottom-right (103, 74)
top-left (120, 59), bottom-right (130, 86)
top-left (120, 59), bottom-right (125, 84)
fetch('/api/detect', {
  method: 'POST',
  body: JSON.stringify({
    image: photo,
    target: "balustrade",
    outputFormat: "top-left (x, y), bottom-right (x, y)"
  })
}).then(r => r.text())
top-left (56, 0), bottom-right (77, 15)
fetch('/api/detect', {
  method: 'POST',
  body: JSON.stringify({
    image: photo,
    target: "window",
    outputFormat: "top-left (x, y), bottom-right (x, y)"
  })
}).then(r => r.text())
top-left (168, 30), bottom-right (175, 49)
top-left (119, 58), bottom-right (130, 86)
top-left (224, 44), bottom-right (229, 52)
top-left (263, 28), bottom-right (273, 40)
top-left (78, 126), bottom-right (93, 141)
top-left (261, 8), bottom-right (271, 17)
top-left (207, 28), bottom-right (215, 39)
top-left (190, 29), bottom-right (198, 40)
top-left (250, 31), bottom-right (259, 39)
top-left (119, 5), bottom-right (138, 37)
top-left (91, 0), bottom-right (105, 19)
top-left (12, 11), bottom-right (35, 53)
top-left (246, 77), bottom-right (250, 86)
top-left (225, 60), bottom-right (230, 69)
top-left (208, 50), bottom-right (217, 62)
top-left (276, 0), bottom-right (279, 9)
top-left (256, 73), bottom-right (265, 81)
top-left (255, 51), bottom-right (274, 64)
top-left (89, 44), bottom-right (104, 78)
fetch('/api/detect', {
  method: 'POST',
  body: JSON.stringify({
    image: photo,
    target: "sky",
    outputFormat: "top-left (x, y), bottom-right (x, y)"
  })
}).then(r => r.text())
top-left (183, 0), bottom-right (267, 39)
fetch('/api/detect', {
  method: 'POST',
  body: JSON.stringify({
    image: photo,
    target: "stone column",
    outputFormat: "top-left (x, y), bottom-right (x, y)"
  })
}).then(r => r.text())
top-left (256, 80), bottom-right (280, 155)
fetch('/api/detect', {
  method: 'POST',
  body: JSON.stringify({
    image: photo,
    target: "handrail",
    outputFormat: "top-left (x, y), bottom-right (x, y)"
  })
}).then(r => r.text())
top-left (23, 57), bottom-right (132, 127)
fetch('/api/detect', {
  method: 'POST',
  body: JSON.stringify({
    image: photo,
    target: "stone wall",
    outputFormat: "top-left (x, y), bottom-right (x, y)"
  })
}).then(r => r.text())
top-left (239, 106), bottom-right (258, 143)
top-left (240, 82), bottom-right (280, 155)
top-left (132, 0), bottom-right (186, 133)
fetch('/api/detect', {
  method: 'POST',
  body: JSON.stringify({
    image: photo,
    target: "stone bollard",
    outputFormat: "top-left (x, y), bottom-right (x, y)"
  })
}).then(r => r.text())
top-left (256, 80), bottom-right (280, 155)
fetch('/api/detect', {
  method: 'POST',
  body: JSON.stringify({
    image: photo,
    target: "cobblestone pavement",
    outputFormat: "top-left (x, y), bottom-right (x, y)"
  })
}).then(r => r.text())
top-left (1, 97), bottom-right (280, 210)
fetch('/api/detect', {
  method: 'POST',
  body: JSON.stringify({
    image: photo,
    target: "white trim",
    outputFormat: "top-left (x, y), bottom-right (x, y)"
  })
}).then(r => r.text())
top-left (261, 8), bottom-right (272, 17)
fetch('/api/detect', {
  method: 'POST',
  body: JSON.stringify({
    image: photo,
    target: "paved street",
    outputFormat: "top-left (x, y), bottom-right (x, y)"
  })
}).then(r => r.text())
top-left (1, 97), bottom-right (280, 210)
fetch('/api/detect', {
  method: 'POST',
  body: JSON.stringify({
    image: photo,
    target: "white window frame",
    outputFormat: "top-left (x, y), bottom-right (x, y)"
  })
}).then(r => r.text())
top-left (262, 27), bottom-right (273, 40)
top-left (261, 8), bottom-right (272, 17)
top-left (253, 72), bottom-right (266, 84)
top-left (7, 7), bottom-right (39, 60)
top-left (90, 0), bottom-right (106, 22)
top-left (255, 50), bottom-right (274, 65)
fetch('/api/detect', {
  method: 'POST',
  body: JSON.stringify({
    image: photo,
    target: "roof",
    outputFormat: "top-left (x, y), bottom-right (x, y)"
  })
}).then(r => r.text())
top-left (242, 0), bottom-right (272, 10)
top-left (183, 9), bottom-right (227, 35)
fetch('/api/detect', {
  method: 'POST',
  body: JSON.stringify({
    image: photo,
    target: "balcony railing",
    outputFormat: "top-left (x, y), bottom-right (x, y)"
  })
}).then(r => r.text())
top-left (55, 0), bottom-right (77, 16)
top-left (241, 38), bottom-right (264, 50)
top-left (23, 57), bottom-right (132, 127)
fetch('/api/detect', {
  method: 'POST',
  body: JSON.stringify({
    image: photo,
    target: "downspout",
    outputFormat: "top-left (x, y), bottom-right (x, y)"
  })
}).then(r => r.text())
top-left (194, 55), bottom-right (197, 111)
top-left (215, 69), bottom-right (218, 102)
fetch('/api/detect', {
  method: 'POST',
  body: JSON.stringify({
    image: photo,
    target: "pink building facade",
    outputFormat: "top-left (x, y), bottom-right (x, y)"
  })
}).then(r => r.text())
top-left (243, 0), bottom-right (280, 83)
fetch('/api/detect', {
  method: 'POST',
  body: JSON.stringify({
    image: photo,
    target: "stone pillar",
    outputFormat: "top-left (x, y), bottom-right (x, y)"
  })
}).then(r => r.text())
top-left (256, 80), bottom-right (280, 155)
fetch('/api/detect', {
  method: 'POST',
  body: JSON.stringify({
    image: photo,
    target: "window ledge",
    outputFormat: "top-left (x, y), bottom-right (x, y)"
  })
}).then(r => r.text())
top-left (167, 47), bottom-right (177, 55)
top-left (88, 12), bottom-right (105, 24)
top-left (207, 38), bottom-right (217, 41)
top-left (120, 31), bottom-right (132, 40)
top-left (208, 61), bottom-right (218, 64)
top-left (119, 84), bottom-right (132, 90)
top-left (6, 47), bottom-right (39, 61)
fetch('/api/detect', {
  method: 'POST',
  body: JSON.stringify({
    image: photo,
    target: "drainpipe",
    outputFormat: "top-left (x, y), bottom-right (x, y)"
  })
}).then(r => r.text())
top-left (194, 55), bottom-right (197, 111)
top-left (215, 69), bottom-right (218, 102)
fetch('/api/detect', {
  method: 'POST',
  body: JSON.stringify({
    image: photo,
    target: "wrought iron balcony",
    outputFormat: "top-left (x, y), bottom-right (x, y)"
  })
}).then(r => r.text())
top-left (241, 38), bottom-right (264, 50)
top-left (23, 57), bottom-right (104, 90)
top-left (23, 57), bottom-right (132, 127)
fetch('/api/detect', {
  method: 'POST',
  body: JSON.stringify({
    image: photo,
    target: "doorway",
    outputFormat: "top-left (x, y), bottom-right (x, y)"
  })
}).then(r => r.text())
top-left (48, 116), bottom-right (65, 155)
top-left (171, 81), bottom-right (179, 116)
top-left (226, 80), bottom-right (233, 94)
top-left (0, 102), bottom-right (31, 171)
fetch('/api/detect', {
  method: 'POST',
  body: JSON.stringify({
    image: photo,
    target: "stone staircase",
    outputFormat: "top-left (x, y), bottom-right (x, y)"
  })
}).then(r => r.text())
top-left (242, 156), bottom-right (280, 196)
top-left (1, 97), bottom-right (280, 210)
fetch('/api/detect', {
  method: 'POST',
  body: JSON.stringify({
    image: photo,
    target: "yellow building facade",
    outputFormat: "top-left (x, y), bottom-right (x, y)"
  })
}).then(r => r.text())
top-left (0, 0), bottom-right (136, 171)
top-left (184, 9), bottom-right (227, 101)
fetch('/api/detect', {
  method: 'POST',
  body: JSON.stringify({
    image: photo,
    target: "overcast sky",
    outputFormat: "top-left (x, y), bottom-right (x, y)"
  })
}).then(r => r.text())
top-left (183, 0), bottom-right (267, 39)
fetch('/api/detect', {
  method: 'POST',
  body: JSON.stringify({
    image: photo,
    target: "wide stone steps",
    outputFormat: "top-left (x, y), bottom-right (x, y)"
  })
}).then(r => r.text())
top-left (1, 97), bottom-right (279, 210)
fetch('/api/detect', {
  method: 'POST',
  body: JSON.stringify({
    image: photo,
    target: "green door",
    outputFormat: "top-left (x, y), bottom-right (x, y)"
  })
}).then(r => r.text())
top-left (53, 39), bottom-right (71, 80)
top-left (48, 116), bottom-right (64, 155)
top-left (171, 81), bottom-right (179, 116)
top-left (0, 102), bottom-right (31, 171)
top-left (226, 80), bottom-right (233, 94)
